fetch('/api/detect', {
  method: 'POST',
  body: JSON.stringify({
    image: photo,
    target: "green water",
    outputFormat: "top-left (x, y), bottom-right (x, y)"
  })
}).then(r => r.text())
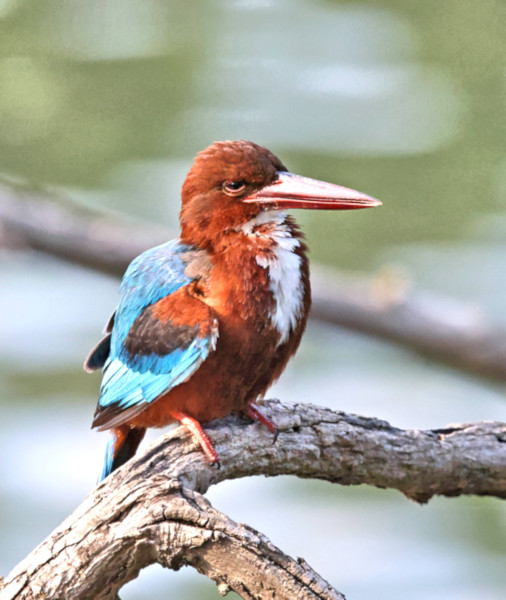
top-left (0, 1), bottom-right (505, 599)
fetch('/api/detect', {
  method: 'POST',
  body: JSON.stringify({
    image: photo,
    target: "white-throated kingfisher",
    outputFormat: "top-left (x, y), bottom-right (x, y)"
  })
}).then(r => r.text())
top-left (85, 140), bottom-right (381, 480)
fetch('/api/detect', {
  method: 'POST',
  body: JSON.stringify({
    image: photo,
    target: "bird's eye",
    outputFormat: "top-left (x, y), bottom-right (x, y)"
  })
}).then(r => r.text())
top-left (222, 181), bottom-right (246, 196)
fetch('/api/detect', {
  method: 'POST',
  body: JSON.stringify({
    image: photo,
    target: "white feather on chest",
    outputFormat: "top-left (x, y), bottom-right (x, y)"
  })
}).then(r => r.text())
top-left (241, 210), bottom-right (304, 345)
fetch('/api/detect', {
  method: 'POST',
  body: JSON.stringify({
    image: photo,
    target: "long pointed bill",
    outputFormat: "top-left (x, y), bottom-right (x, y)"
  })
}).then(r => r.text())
top-left (243, 171), bottom-right (381, 210)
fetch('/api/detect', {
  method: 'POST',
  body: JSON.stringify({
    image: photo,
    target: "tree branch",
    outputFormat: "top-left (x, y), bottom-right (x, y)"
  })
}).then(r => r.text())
top-left (311, 267), bottom-right (506, 384)
top-left (2, 182), bottom-right (506, 384)
top-left (1, 479), bottom-right (342, 600)
top-left (0, 181), bottom-right (170, 274)
top-left (2, 401), bottom-right (505, 599)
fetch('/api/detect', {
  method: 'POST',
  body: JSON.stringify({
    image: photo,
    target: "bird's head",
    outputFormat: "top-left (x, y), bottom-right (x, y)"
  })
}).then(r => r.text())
top-left (180, 140), bottom-right (381, 250)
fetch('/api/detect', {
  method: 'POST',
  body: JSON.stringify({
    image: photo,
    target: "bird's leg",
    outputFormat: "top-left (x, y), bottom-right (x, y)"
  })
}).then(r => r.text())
top-left (169, 410), bottom-right (220, 466)
top-left (244, 403), bottom-right (279, 441)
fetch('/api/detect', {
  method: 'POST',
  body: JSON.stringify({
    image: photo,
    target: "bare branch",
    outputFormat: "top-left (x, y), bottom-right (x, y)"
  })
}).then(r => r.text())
top-left (1, 479), bottom-right (342, 600)
top-left (1, 401), bottom-right (504, 599)
top-left (0, 181), bottom-right (170, 274)
top-left (2, 182), bottom-right (506, 384)
top-left (311, 267), bottom-right (506, 383)
top-left (131, 399), bottom-right (506, 503)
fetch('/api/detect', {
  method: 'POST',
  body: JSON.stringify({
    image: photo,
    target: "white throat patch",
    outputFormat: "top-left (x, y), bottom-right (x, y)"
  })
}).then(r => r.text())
top-left (242, 210), bottom-right (304, 345)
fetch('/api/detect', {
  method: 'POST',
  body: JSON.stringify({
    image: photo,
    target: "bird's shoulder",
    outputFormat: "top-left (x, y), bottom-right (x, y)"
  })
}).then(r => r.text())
top-left (121, 239), bottom-right (210, 297)
top-left (84, 240), bottom-right (212, 373)
top-left (113, 240), bottom-right (211, 340)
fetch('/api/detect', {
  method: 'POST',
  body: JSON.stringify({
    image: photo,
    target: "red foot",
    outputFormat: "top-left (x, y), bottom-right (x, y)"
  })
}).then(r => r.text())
top-left (169, 410), bottom-right (220, 466)
top-left (245, 404), bottom-right (279, 441)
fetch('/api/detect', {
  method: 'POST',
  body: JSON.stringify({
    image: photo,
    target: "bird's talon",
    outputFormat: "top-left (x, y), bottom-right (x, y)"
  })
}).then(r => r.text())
top-left (245, 404), bottom-right (278, 438)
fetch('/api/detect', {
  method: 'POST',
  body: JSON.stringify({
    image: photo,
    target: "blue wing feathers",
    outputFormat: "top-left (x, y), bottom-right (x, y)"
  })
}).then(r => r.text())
top-left (111, 240), bottom-right (194, 357)
top-left (99, 338), bottom-right (209, 410)
top-left (92, 240), bottom-right (216, 429)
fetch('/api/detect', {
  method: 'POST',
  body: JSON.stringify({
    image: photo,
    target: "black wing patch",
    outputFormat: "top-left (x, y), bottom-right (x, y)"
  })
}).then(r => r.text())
top-left (84, 334), bottom-right (111, 373)
top-left (84, 311), bottom-right (116, 373)
top-left (103, 310), bottom-right (116, 334)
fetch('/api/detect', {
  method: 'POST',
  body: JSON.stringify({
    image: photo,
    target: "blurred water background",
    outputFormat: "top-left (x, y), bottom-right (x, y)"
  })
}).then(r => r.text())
top-left (0, 1), bottom-right (505, 598)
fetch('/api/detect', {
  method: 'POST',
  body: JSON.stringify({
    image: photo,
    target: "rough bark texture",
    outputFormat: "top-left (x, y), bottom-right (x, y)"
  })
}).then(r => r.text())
top-left (3, 183), bottom-right (506, 383)
top-left (1, 480), bottom-right (342, 600)
top-left (1, 400), bottom-right (505, 600)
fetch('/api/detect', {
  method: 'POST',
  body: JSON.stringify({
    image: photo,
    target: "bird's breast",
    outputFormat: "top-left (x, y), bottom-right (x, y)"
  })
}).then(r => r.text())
top-left (255, 230), bottom-right (305, 344)
top-left (203, 211), bottom-right (309, 346)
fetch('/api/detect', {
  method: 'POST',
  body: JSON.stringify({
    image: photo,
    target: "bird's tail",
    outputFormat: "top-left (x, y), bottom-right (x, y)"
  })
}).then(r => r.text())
top-left (99, 426), bottom-right (146, 482)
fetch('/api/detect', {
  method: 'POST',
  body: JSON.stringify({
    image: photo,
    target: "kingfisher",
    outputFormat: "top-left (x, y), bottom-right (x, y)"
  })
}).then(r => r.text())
top-left (85, 140), bottom-right (381, 480)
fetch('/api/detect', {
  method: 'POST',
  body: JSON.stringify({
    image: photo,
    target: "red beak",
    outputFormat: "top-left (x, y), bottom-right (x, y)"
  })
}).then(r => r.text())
top-left (243, 171), bottom-right (381, 210)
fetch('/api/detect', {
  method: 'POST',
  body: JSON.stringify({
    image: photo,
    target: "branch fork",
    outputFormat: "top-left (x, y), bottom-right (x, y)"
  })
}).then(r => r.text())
top-left (1, 400), bottom-right (504, 599)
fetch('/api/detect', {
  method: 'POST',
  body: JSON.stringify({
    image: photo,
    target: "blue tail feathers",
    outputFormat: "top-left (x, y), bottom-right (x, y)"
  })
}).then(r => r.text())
top-left (99, 426), bottom-right (146, 481)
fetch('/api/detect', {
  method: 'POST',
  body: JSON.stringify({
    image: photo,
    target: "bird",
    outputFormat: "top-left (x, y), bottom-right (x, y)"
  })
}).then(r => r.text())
top-left (85, 140), bottom-right (381, 480)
